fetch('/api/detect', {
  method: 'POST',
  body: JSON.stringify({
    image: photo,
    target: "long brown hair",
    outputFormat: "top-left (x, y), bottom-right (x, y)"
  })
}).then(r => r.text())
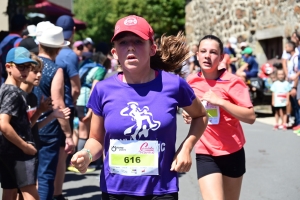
top-left (151, 31), bottom-right (190, 72)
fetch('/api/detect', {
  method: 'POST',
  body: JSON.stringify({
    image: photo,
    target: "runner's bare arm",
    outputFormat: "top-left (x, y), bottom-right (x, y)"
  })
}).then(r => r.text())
top-left (171, 97), bottom-right (208, 173)
top-left (181, 97), bottom-right (208, 150)
top-left (216, 98), bottom-right (255, 124)
top-left (84, 112), bottom-right (105, 160)
top-left (202, 89), bottom-right (255, 124)
top-left (71, 112), bottom-right (104, 173)
top-left (207, 90), bottom-right (256, 124)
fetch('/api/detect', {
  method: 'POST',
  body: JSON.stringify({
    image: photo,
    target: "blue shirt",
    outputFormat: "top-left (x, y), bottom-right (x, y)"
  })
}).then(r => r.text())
top-left (55, 47), bottom-right (79, 107)
top-left (0, 34), bottom-right (22, 53)
top-left (33, 57), bottom-right (62, 136)
top-left (244, 56), bottom-right (258, 78)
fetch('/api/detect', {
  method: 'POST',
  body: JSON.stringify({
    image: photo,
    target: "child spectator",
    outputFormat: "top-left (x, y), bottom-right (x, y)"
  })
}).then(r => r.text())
top-left (0, 47), bottom-right (38, 199)
top-left (270, 69), bottom-right (291, 130)
top-left (20, 53), bottom-right (71, 149)
top-left (266, 71), bottom-right (277, 91)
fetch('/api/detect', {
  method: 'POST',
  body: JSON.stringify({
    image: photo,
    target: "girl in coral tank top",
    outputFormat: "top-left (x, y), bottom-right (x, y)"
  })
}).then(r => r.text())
top-left (183, 35), bottom-right (256, 200)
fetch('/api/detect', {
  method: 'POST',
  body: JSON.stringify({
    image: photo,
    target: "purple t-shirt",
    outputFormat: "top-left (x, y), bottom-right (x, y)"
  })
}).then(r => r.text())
top-left (87, 70), bottom-right (195, 196)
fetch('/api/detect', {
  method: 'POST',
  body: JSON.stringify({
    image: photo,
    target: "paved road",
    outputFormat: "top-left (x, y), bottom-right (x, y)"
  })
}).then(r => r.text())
top-left (61, 115), bottom-right (300, 200)
top-left (1, 115), bottom-right (300, 199)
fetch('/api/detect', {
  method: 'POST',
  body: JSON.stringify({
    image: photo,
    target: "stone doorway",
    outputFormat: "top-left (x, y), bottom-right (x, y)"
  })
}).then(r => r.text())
top-left (259, 37), bottom-right (283, 60)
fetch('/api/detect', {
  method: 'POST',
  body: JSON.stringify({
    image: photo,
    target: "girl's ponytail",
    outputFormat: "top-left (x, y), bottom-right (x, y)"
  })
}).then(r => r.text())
top-left (151, 32), bottom-right (190, 72)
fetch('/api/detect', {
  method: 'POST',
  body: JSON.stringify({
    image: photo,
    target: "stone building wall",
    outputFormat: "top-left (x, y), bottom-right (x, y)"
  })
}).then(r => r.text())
top-left (185, 0), bottom-right (300, 65)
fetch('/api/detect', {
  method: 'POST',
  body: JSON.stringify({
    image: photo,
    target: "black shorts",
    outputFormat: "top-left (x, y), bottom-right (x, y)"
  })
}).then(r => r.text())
top-left (60, 107), bottom-right (75, 147)
top-left (76, 105), bottom-right (87, 119)
top-left (0, 154), bottom-right (37, 189)
top-left (273, 106), bottom-right (286, 112)
top-left (102, 192), bottom-right (178, 200)
top-left (196, 147), bottom-right (246, 179)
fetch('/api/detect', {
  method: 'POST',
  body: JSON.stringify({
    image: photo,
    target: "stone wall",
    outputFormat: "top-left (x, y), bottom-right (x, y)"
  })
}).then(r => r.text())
top-left (185, 0), bottom-right (300, 65)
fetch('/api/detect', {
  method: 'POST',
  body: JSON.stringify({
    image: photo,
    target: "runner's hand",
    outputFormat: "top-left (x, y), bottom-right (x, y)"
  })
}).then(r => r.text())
top-left (71, 150), bottom-right (90, 174)
top-left (170, 147), bottom-right (191, 173)
top-left (182, 110), bottom-right (192, 124)
top-left (65, 137), bottom-right (75, 154)
top-left (22, 142), bottom-right (37, 155)
top-left (202, 89), bottom-right (223, 106)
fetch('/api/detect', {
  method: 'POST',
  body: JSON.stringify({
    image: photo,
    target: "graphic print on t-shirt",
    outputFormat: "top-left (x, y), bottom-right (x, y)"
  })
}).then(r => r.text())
top-left (120, 102), bottom-right (161, 140)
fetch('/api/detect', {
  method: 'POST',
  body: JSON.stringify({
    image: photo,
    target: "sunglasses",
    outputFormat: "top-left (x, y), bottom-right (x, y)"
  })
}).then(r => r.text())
top-left (12, 63), bottom-right (32, 71)
top-left (77, 45), bottom-right (84, 51)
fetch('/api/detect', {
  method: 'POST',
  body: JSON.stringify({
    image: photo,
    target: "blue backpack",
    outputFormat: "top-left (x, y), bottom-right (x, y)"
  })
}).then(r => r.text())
top-left (79, 62), bottom-right (105, 88)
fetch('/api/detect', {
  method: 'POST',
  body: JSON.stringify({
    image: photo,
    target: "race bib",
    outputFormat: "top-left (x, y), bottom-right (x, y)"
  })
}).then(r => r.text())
top-left (202, 100), bottom-right (220, 125)
top-left (275, 93), bottom-right (287, 106)
top-left (109, 139), bottom-right (159, 176)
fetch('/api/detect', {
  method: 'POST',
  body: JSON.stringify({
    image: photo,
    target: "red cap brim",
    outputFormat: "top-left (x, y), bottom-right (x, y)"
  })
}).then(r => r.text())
top-left (111, 29), bottom-right (152, 42)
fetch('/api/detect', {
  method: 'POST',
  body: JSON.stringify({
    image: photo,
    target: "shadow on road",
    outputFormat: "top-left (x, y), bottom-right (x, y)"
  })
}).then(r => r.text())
top-left (63, 185), bottom-right (101, 199)
top-left (64, 171), bottom-right (98, 183)
top-left (76, 194), bottom-right (102, 200)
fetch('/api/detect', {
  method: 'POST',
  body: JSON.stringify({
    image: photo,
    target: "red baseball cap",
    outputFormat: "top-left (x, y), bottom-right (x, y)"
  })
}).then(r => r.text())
top-left (111, 15), bottom-right (154, 42)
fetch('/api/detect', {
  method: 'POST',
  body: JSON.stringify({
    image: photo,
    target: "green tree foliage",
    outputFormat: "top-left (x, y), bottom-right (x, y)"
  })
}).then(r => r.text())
top-left (73, 0), bottom-right (185, 43)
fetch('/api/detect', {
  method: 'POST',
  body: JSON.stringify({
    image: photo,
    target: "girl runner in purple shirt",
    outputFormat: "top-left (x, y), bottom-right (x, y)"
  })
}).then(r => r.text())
top-left (71, 15), bottom-right (208, 200)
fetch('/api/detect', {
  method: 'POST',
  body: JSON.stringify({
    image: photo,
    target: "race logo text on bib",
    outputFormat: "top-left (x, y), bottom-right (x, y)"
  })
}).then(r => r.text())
top-left (202, 100), bottom-right (220, 125)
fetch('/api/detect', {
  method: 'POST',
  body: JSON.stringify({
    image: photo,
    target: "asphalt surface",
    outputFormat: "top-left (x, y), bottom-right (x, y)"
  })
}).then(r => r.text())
top-left (1, 114), bottom-right (300, 199)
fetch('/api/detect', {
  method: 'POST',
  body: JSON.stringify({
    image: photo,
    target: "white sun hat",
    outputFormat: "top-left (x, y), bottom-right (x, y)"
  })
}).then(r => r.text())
top-left (229, 36), bottom-right (237, 49)
top-left (37, 26), bottom-right (70, 48)
top-left (27, 25), bottom-right (37, 37)
top-left (36, 21), bottom-right (55, 39)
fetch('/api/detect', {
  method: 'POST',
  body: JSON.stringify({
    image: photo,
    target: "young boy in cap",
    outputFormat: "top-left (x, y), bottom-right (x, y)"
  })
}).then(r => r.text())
top-left (0, 47), bottom-right (39, 200)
